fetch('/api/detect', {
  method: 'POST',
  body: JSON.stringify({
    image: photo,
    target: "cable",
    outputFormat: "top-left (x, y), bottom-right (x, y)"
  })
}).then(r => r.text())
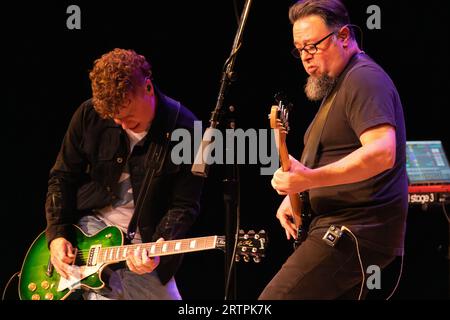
top-left (340, 225), bottom-right (405, 300)
top-left (386, 253), bottom-right (404, 300)
top-left (223, 207), bottom-right (240, 300)
top-left (346, 24), bottom-right (364, 52)
top-left (340, 226), bottom-right (365, 300)
top-left (224, 164), bottom-right (241, 300)
top-left (442, 201), bottom-right (450, 223)
top-left (232, 0), bottom-right (240, 26)
top-left (2, 271), bottom-right (20, 301)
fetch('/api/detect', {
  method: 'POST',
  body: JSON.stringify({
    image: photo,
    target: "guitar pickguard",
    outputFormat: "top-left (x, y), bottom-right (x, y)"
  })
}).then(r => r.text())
top-left (57, 264), bottom-right (103, 292)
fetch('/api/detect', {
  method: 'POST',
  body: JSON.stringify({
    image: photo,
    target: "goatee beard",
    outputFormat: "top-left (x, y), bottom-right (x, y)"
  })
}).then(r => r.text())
top-left (304, 74), bottom-right (337, 101)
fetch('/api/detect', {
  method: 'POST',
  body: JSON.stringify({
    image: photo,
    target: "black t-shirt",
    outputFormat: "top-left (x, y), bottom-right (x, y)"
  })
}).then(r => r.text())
top-left (305, 52), bottom-right (408, 256)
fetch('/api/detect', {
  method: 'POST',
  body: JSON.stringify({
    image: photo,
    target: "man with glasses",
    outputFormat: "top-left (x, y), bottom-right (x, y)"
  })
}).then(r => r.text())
top-left (45, 48), bottom-right (204, 299)
top-left (260, 0), bottom-right (407, 299)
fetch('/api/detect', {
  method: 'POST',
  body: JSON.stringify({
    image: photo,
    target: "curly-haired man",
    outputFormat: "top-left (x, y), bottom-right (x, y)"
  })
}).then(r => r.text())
top-left (45, 48), bottom-right (203, 300)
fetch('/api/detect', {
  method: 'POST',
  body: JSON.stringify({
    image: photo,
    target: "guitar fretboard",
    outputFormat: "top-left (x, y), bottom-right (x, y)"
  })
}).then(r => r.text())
top-left (97, 236), bottom-right (219, 264)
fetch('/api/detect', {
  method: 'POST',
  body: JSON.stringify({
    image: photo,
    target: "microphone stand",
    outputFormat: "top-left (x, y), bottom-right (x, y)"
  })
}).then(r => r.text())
top-left (191, 0), bottom-right (253, 300)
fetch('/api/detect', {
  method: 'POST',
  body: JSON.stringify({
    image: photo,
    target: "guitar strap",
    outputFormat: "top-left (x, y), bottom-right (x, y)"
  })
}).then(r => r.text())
top-left (126, 102), bottom-right (181, 242)
top-left (292, 89), bottom-right (337, 247)
top-left (300, 89), bottom-right (338, 168)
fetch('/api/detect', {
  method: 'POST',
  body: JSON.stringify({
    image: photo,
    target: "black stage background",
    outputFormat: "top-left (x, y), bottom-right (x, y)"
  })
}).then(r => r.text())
top-left (3, 0), bottom-right (449, 300)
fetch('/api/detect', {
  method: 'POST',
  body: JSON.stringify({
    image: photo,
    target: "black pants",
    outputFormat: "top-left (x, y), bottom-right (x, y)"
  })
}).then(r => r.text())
top-left (258, 229), bottom-right (396, 300)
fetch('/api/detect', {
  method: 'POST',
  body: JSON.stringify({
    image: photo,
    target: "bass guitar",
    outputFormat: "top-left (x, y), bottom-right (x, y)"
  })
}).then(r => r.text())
top-left (269, 94), bottom-right (312, 248)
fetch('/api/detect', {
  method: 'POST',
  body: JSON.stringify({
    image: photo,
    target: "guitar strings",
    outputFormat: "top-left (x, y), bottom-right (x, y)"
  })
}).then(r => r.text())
top-left (73, 243), bottom-right (171, 256)
top-left (71, 239), bottom-right (211, 255)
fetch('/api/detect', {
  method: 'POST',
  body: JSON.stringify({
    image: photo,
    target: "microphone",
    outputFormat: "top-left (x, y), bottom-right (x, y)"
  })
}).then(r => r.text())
top-left (191, 127), bottom-right (216, 177)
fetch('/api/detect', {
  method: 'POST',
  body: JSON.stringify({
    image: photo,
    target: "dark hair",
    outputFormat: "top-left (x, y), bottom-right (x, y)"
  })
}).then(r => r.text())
top-left (89, 48), bottom-right (152, 119)
top-left (289, 0), bottom-right (354, 38)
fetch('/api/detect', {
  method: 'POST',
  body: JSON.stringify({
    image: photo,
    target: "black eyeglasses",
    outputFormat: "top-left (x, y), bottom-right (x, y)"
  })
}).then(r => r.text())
top-left (291, 31), bottom-right (335, 59)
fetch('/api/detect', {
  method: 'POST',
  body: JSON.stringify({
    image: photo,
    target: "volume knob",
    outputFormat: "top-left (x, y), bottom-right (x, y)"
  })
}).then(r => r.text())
top-left (27, 283), bottom-right (37, 292)
top-left (41, 281), bottom-right (50, 290)
top-left (45, 293), bottom-right (54, 300)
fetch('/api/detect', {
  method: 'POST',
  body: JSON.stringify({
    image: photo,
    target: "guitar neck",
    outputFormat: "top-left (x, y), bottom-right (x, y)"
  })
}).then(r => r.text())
top-left (97, 236), bottom-right (222, 264)
top-left (278, 140), bottom-right (303, 229)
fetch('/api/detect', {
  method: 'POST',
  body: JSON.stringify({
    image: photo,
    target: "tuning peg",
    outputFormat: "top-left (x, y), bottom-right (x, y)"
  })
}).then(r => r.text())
top-left (243, 255), bottom-right (250, 263)
top-left (258, 230), bottom-right (266, 240)
top-left (235, 254), bottom-right (240, 262)
top-left (253, 256), bottom-right (261, 263)
top-left (247, 230), bottom-right (255, 236)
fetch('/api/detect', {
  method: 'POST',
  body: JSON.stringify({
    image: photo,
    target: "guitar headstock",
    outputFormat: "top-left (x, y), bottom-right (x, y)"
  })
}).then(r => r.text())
top-left (235, 229), bottom-right (267, 263)
top-left (269, 92), bottom-right (292, 135)
top-left (215, 230), bottom-right (267, 263)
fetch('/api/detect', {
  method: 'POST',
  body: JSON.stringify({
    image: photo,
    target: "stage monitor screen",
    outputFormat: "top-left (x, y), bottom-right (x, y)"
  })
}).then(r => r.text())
top-left (406, 140), bottom-right (450, 185)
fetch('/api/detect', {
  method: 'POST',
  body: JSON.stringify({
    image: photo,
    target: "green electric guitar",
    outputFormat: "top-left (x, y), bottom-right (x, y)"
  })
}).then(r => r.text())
top-left (19, 225), bottom-right (266, 300)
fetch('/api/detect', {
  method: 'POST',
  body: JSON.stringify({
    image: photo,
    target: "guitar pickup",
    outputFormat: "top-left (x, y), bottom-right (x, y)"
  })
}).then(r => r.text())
top-left (87, 245), bottom-right (102, 266)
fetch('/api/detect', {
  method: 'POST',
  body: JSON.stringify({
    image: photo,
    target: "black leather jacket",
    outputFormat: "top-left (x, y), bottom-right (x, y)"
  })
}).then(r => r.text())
top-left (45, 90), bottom-right (203, 284)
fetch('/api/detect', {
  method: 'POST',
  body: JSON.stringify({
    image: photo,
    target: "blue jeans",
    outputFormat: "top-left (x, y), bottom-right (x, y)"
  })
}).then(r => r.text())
top-left (77, 215), bottom-right (181, 300)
